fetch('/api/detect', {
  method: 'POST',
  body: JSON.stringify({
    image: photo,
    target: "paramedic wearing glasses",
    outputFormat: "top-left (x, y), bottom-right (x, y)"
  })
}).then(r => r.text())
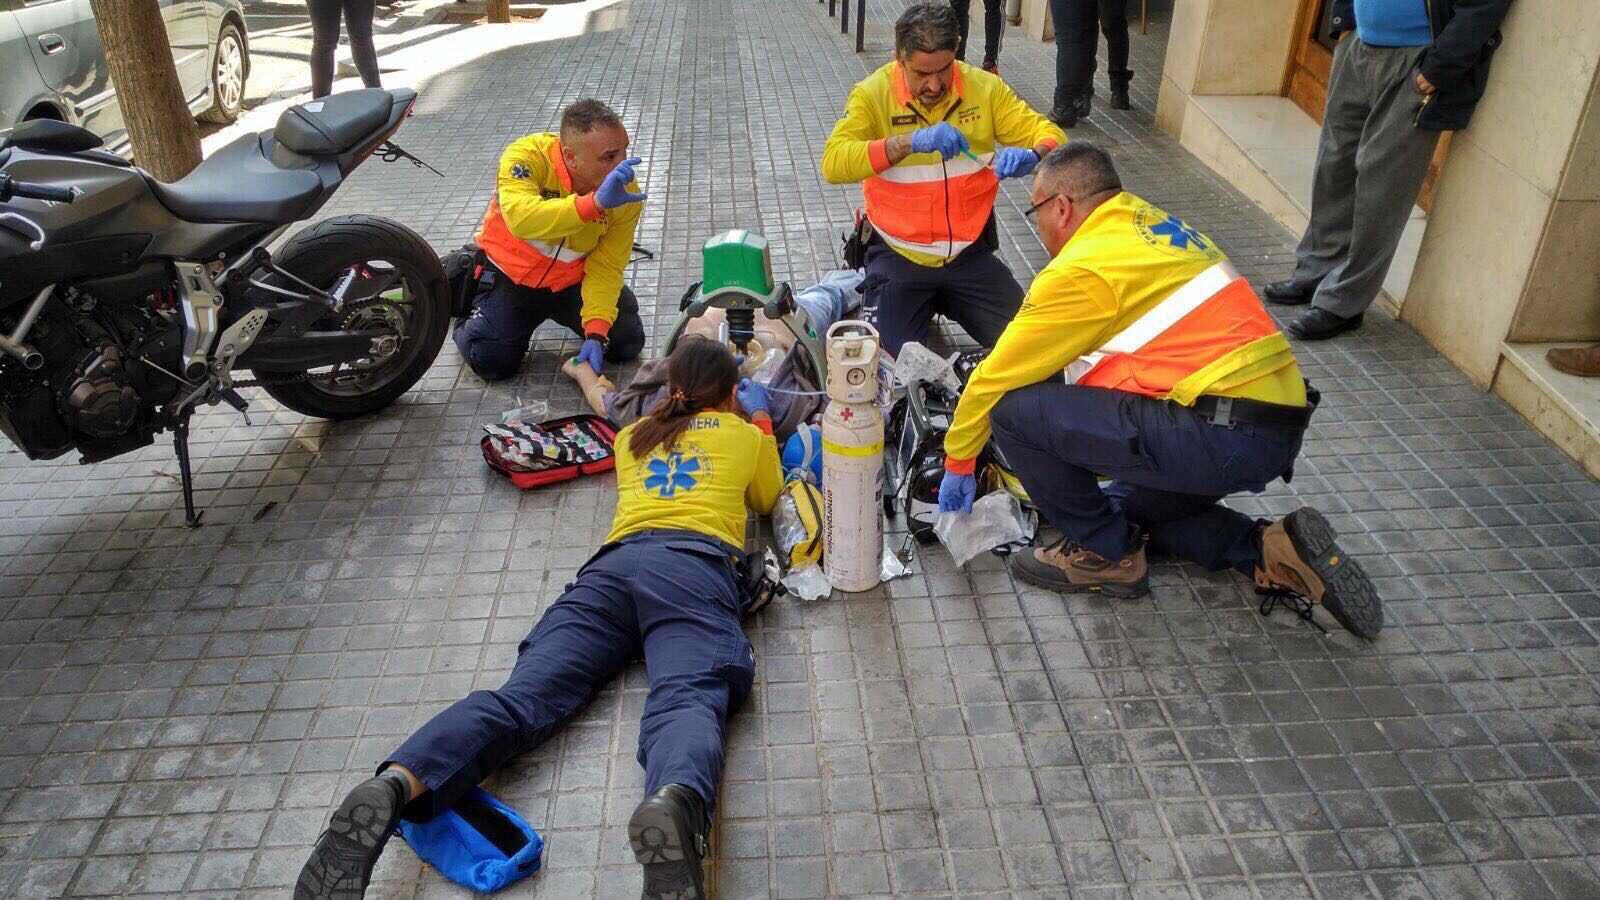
top-left (821, 3), bottom-right (1065, 357)
top-left (938, 142), bottom-right (1385, 640)
top-left (298, 341), bottom-right (783, 900)
top-left (454, 98), bottom-right (648, 381)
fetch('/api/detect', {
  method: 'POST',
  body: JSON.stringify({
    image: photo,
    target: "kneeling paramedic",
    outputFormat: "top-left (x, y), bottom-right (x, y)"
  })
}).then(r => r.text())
top-left (454, 98), bottom-right (648, 381)
top-left (821, 2), bottom-right (1065, 357)
top-left (297, 341), bottom-right (784, 900)
top-left (937, 142), bottom-right (1383, 639)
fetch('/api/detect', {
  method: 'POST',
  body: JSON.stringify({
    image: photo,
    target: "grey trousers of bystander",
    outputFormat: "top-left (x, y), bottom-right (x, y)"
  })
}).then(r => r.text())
top-left (1292, 35), bottom-right (1441, 319)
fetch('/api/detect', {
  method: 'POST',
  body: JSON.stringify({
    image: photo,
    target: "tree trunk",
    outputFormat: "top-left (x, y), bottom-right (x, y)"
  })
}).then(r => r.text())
top-left (88, 0), bottom-right (202, 182)
top-left (486, 0), bottom-right (511, 23)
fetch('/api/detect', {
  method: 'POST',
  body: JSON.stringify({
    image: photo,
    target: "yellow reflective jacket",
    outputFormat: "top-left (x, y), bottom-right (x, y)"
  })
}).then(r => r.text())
top-left (945, 192), bottom-right (1306, 467)
top-left (476, 132), bottom-right (641, 338)
top-left (821, 61), bottom-right (1064, 267)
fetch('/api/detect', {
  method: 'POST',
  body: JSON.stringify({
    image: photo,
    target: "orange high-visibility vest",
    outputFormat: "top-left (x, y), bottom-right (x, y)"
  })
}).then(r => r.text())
top-left (1065, 260), bottom-right (1281, 398)
top-left (865, 65), bottom-right (996, 263)
top-left (478, 202), bottom-right (590, 293)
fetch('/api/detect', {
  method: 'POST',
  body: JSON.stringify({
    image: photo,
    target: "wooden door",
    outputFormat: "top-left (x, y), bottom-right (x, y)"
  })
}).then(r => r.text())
top-left (1281, 0), bottom-right (1450, 212)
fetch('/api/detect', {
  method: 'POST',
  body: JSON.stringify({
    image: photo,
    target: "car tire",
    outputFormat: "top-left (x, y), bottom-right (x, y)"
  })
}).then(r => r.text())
top-left (199, 21), bottom-right (247, 124)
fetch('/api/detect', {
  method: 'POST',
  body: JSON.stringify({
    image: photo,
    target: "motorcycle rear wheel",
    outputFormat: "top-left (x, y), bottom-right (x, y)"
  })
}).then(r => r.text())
top-left (255, 215), bottom-right (449, 420)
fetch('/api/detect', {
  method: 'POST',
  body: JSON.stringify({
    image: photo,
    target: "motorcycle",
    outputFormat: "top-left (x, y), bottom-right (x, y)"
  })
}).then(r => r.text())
top-left (0, 88), bottom-right (449, 526)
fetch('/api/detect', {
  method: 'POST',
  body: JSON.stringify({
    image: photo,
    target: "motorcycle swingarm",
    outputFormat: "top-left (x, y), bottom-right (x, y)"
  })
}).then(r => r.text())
top-left (236, 329), bottom-right (387, 371)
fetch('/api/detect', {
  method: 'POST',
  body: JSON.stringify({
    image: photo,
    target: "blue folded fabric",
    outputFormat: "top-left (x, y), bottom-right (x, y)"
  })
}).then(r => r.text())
top-left (397, 788), bottom-right (543, 893)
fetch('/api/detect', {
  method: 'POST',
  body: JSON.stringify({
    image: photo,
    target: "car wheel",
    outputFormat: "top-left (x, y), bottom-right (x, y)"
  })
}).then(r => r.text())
top-left (199, 21), bottom-right (247, 124)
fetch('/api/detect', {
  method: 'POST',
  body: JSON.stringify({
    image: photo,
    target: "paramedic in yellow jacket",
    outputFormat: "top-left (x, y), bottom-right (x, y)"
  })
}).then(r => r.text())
top-left (821, 3), bottom-right (1065, 356)
top-left (937, 142), bottom-right (1384, 639)
top-left (298, 340), bottom-right (781, 900)
top-left (454, 99), bottom-right (647, 381)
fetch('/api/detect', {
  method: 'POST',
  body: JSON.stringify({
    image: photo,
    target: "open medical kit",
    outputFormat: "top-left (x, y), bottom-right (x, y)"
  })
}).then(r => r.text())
top-left (481, 413), bottom-right (618, 490)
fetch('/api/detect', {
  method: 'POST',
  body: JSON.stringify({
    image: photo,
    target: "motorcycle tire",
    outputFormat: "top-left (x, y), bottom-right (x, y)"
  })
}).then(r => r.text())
top-left (255, 215), bottom-right (449, 420)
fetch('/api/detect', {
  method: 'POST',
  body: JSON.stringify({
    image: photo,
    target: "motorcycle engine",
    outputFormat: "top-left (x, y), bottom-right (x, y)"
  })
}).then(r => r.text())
top-left (62, 343), bottom-right (139, 437)
top-left (0, 284), bottom-right (182, 461)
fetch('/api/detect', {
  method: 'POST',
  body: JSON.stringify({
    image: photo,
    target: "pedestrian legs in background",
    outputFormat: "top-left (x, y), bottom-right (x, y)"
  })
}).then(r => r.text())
top-left (950, 0), bottom-right (1007, 71)
top-left (1280, 36), bottom-right (1439, 341)
top-left (1100, 0), bottom-right (1132, 109)
top-left (306, 0), bottom-right (383, 98)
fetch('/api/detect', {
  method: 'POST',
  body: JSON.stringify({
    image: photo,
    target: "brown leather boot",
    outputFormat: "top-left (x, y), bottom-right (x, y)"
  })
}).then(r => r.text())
top-left (1009, 533), bottom-right (1149, 598)
top-left (1256, 507), bottom-right (1383, 638)
top-left (1547, 344), bottom-right (1600, 377)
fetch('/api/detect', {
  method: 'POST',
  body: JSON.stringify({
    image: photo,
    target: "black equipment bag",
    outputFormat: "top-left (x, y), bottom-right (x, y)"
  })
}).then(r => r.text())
top-left (443, 242), bottom-right (488, 319)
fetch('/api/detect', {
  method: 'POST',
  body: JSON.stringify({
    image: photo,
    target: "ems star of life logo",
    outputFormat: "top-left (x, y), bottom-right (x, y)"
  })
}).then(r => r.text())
top-left (1133, 205), bottom-right (1223, 261)
top-left (637, 445), bottom-right (713, 500)
top-left (509, 163), bottom-right (531, 179)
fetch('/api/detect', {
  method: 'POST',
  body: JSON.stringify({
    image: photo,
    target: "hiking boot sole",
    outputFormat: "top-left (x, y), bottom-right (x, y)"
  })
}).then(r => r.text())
top-left (1008, 553), bottom-right (1149, 599)
top-left (630, 797), bottom-right (706, 900)
top-left (295, 777), bottom-right (403, 900)
top-left (1284, 507), bottom-right (1383, 638)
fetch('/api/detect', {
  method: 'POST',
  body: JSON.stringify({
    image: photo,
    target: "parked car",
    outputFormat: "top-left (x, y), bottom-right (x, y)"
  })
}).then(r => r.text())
top-left (0, 0), bottom-right (249, 152)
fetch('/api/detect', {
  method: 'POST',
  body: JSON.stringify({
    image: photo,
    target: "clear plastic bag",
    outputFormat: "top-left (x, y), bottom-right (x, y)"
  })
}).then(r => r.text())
top-left (935, 491), bottom-right (1031, 568)
top-left (773, 484), bottom-right (822, 568)
top-left (782, 563), bottom-right (832, 601)
top-left (890, 341), bottom-right (961, 393)
top-left (500, 397), bottom-right (550, 426)
top-left (751, 347), bottom-right (784, 384)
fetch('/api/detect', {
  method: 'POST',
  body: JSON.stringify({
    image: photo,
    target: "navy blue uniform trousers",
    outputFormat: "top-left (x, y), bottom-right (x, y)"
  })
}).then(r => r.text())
top-left (991, 384), bottom-right (1304, 575)
top-left (452, 272), bottom-right (646, 381)
top-left (861, 243), bottom-right (1025, 357)
top-left (387, 530), bottom-right (756, 821)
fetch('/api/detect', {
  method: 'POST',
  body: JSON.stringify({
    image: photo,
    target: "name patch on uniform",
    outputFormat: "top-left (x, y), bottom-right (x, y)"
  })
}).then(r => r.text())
top-left (1133, 205), bottom-right (1224, 261)
top-left (956, 107), bottom-right (984, 126)
top-left (891, 114), bottom-right (918, 126)
top-left (540, 189), bottom-right (562, 200)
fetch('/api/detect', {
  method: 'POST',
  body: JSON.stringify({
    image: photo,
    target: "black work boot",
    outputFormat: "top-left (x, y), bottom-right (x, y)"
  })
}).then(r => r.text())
top-left (1256, 507), bottom-right (1384, 638)
top-left (1109, 72), bottom-right (1133, 109)
top-left (296, 771), bottom-right (410, 900)
top-left (1048, 102), bottom-right (1078, 129)
top-left (1074, 88), bottom-right (1094, 121)
top-left (631, 784), bottom-right (709, 900)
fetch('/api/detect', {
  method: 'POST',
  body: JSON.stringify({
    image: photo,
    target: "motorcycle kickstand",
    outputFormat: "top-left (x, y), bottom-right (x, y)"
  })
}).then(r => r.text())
top-left (173, 414), bottom-right (203, 529)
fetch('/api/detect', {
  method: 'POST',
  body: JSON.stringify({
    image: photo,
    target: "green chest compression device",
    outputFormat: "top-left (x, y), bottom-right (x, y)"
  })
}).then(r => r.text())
top-left (663, 230), bottom-right (829, 386)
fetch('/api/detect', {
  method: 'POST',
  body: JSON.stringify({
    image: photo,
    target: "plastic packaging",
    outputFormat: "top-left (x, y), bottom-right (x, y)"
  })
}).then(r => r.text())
top-left (500, 397), bottom-right (550, 425)
top-left (782, 563), bottom-right (832, 601)
top-left (774, 480), bottom-right (824, 568)
top-left (891, 341), bottom-right (961, 394)
top-left (936, 491), bottom-right (1032, 568)
top-left (782, 537), bottom-right (911, 601)
top-left (751, 347), bottom-right (784, 384)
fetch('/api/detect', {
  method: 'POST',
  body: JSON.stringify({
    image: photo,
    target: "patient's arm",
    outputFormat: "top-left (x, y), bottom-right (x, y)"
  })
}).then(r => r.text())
top-left (562, 358), bottom-right (616, 416)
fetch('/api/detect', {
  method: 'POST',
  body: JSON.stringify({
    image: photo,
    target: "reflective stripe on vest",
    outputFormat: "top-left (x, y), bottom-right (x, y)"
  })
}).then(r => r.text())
top-left (1066, 260), bottom-right (1277, 398)
top-left (476, 197), bottom-right (591, 291)
top-left (865, 152), bottom-right (997, 263)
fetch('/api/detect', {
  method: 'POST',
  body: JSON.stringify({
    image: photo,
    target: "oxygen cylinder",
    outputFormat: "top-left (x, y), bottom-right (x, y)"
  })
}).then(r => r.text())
top-left (821, 321), bottom-right (884, 593)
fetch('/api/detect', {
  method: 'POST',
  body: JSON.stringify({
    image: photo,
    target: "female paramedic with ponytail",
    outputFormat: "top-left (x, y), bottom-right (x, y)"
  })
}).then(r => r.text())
top-left (297, 340), bottom-right (781, 900)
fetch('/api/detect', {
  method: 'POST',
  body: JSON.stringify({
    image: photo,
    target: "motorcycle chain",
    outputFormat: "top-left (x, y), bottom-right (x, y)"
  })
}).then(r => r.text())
top-left (227, 297), bottom-right (404, 391)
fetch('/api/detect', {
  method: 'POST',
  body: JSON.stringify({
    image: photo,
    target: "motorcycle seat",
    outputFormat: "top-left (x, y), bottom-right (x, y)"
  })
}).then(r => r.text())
top-left (145, 133), bottom-right (323, 224)
top-left (274, 89), bottom-right (395, 156)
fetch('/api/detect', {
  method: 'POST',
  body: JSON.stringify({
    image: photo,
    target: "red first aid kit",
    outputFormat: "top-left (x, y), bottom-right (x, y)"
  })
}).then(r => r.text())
top-left (481, 414), bottom-right (618, 489)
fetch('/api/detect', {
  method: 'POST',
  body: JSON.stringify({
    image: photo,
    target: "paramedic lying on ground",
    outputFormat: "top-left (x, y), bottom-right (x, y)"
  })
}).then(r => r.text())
top-left (296, 341), bottom-right (783, 900)
top-left (937, 142), bottom-right (1384, 638)
top-left (454, 98), bottom-right (648, 381)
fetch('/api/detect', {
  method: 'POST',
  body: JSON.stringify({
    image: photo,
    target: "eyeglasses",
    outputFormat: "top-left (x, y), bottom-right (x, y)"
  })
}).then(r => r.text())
top-left (1023, 185), bottom-right (1123, 219)
top-left (1023, 194), bottom-right (1060, 219)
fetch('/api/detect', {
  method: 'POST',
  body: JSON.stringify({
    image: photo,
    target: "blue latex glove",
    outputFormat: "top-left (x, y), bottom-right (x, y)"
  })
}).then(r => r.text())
top-left (938, 470), bottom-right (976, 514)
top-left (594, 157), bottom-right (647, 210)
top-left (910, 122), bottom-right (969, 160)
top-left (736, 378), bottom-right (770, 416)
top-left (575, 338), bottom-right (605, 374)
top-left (993, 147), bottom-right (1039, 180)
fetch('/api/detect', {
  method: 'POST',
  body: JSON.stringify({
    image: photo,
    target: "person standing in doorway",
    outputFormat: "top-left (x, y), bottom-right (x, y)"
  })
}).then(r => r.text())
top-left (950, 0), bottom-right (1006, 73)
top-left (307, 0), bottom-right (382, 99)
top-left (1047, 0), bottom-right (1132, 128)
top-left (1264, 0), bottom-right (1514, 340)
